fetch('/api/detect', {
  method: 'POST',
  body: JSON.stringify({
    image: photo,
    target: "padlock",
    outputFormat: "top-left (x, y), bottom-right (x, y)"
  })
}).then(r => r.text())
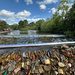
top-left (39, 66), bottom-right (44, 73)
top-left (58, 68), bottom-right (65, 75)
top-left (58, 62), bottom-right (66, 67)
top-left (0, 58), bottom-right (2, 64)
top-left (11, 52), bottom-right (15, 59)
top-left (14, 67), bottom-right (21, 74)
top-left (22, 62), bottom-right (25, 68)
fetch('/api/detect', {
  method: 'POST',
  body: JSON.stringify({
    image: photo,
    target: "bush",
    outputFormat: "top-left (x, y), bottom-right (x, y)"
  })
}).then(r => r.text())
top-left (20, 28), bottom-right (29, 31)
top-left (65, 31), bottom-right (72, 37)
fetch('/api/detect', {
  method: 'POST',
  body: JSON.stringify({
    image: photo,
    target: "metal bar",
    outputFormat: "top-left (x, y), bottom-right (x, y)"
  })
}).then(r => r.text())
top-left (0, 41), bottom-right (75, 49)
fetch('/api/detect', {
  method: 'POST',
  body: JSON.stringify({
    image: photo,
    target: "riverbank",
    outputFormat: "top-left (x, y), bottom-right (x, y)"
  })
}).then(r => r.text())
top-left (0, 31), bottom-right (11, 34)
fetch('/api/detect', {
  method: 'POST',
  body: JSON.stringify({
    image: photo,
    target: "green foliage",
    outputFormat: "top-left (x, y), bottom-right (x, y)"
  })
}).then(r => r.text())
top-left (23, 20), bottom-right (28, 27)
top-left (37, 0), bottom-right (75, 37)
top-left (18, 20), bottom-right (28, 30)
top-left (65, 31), bottom-right (72, 37)
top-left (9, 24), bottom-right (19, 30)
top-left (63, 3), bottom-right (75, 36)
top-left (18, 20), bottom-right (37, 30)
top-left (57, 0), bottom-right (69, 17)
top-left (0, 20), bottom-right (8, 30)
top-left (36, 19), bottom-right (44, 31)
top-left (20, 28), bottom-right (29, 31)
top-left (18, 20), bottom-right (24, 29)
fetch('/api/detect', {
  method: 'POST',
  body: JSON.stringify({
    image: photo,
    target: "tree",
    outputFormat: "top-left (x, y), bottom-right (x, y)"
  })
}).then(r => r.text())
top-left (29, 22), bottom-right (35, 27)
top-left (23, 20), bottom-right (28, 27)
top-left (57, 0), bottom-right (70, 18)
top-left (18, 20), bottom-right (28, 29)
top-left (18, 21), bottom-right (24, 29)
top-left (46, 18), bottom-right (51, 22)
top-left (64, 3), bottom-right (75, 36)
top-left (36, 19), bottom-right (44, 31)
top-left (9, 24), bottom-right (19, 30)
top-left (0, 20), bottom-right (8, 30)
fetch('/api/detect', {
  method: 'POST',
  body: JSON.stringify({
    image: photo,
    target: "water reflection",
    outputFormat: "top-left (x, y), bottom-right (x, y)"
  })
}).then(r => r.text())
top-left (8, 30), bottom-right (37, 35)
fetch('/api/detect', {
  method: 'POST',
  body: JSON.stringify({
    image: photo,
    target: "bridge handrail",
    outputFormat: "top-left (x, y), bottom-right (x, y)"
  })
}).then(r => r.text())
top-left (0, 41), bottom-right (75, 49)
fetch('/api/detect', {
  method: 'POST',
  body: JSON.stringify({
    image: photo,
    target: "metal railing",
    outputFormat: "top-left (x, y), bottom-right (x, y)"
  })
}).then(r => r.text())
top-left (0, 41), bottom-right (75, 49)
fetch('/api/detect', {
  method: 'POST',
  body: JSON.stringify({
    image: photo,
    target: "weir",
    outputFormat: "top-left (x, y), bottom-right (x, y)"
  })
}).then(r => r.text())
top-left (0, 41), bottom-right (75, 49)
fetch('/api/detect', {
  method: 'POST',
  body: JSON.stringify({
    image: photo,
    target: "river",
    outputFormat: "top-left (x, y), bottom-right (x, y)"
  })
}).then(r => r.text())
top-left (0, 30), bottom-right (75, 45)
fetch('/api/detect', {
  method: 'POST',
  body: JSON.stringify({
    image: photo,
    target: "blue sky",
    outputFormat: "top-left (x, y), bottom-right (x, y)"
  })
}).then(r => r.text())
top-left (0, 0), bottom-right (73, 25)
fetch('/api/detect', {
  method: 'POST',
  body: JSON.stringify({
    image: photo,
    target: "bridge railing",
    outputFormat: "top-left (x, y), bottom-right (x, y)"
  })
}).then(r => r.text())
top-left (0, 41), bottom-right (75, 49)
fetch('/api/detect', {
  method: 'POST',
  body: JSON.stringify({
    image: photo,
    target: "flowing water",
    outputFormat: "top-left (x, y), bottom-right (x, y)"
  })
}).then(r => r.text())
top-left (0, 30), bottom-right (66, 38)
top-left (0, 30), bottom-right (74, 45)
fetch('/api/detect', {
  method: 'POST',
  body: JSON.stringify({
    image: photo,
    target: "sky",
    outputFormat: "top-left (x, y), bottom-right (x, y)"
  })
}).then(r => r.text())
top-left (0, 0), bottom-right (73, 25)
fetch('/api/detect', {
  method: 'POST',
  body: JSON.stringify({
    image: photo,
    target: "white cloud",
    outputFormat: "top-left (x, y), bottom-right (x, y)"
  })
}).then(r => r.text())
top-left (51, 8), bottom-right (66, 15)
top-left (0, 19), bottom-right (6, 21)
top-left (49, 11), bottom-right (51, 13)
top-left (16, 10), bottom-right (31, 20)
top-left (51, 8), bottom-right (57, 14)
top-left (27, 18), bottom-right (45, 22)
top-left (67, 3), bottom-right (73, 11)
top-left (14, 22), bottom-right (18, 24)
top-left (37, 0), bottom-right (58, 5)
top-left (9, 24), bottom-right (12, 25)
top-left (0, 9), bottom-right (15, 22)
top-left (8, 19), bottom-right (15, 22)
top-left (37, 0), bottom-right (58, 10)
top-left (58, 10), bottom-right (63, 15)
top-left (48, 8), bottom-right (50, 9)
top-left (33, 15), bottom-right (39, 18)
top-left (49, 2), bottom-right (73, 15)
top-left (57, 3), bottom-right (73, 15)
top-left (68, 7), bottom-right (71, 11)
top-left (16, 0), bottom-right (19, 2)
top-left (58, 2), bottom-right (73, 13)
top-left (33, 16), bottom-right (36, 18)
top-left (58, 10), bottom-right (66, 16)
top-left (64, 2), bottom-right (73, 7)
top-left (25, 0), bottom-right (33, 5)
top-left (40, 5), bottom-right (46, 10)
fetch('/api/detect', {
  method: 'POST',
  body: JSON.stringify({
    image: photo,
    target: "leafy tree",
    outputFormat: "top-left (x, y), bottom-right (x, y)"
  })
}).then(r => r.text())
top-left (36, 19), bottom-right (44, 31)
top-left (64, 3), bottom-right (75, 36)
top-left (9, 24), bottom-right (19, 30)
top-left (18, 20), bottom-right (28, 29)
top-left (57, 0), bottom-right (69, 18)
top-left (46, 18), bottom-right (51, 22)
top-left (0, 20), bottom-right (8, 30)
top-left (23, 20), bottom-right (28, 27)
top-left (29, 22), bottom-right (35, 27)
top-left (18, 21), bottom-right (24, 29)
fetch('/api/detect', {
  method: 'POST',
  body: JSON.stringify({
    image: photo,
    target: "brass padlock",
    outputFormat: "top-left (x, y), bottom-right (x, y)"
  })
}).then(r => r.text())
top-left (0, 58), bottom-right (2, 63)
top-left (17, 63), bottom-right (22, 69)
top-left (11, 52), bottom-right (15, 59)
top-left (4, 64), bottom-right (8, 70)
top-left (22, 62), bottom-right (25, 68)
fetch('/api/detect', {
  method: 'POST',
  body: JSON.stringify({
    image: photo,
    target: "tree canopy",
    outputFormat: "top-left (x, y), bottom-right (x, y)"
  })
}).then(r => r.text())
top-left (0, 20), bottom-right (8, 30)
